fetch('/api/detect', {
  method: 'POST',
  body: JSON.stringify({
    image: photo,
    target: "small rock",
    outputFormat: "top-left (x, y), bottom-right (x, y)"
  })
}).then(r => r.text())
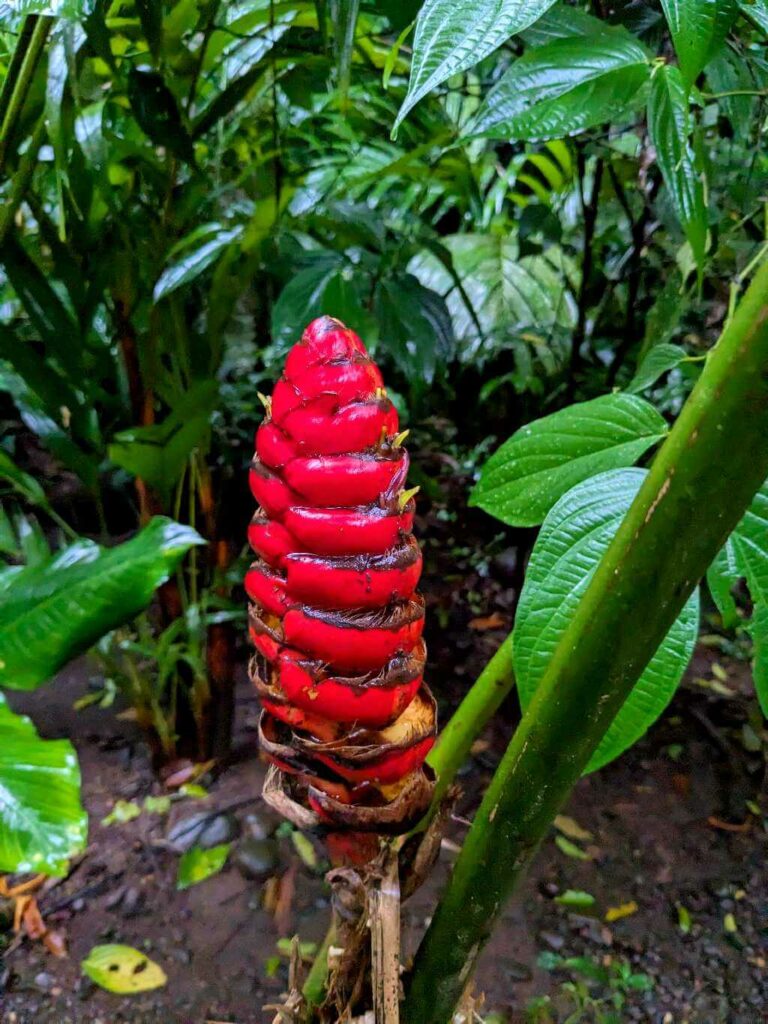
top-left (540, 931), bottom-right (565, 951)
top-left (243, 808), bottom-right (279, 841)
top-left (167, 811), bottom-right (240, 852)
top-left (34, 972), bottom-right (54, 993)
top-left (234, 837), bottom-right (280, 880)
top-left (505, 960), bottom-right (533, 982)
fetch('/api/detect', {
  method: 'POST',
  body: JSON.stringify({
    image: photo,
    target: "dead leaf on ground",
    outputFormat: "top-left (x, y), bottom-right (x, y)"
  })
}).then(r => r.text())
top-left (554, 815), bottom-right (593, 842)
top-left (468, 612), bottom-right (507, 631)
top-left (708, 816), bottom-right (751, 833)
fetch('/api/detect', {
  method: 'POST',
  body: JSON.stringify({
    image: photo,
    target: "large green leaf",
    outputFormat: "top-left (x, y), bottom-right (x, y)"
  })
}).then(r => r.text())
top-left (0, 518), bottom-right (205, 691)
top-left (0, 693), bottom-right (87, 876)
top-left (393, 0), bottom-right (559, 132)
top-left (660, 0), bottom-right (739, 86)
top-left (647, 65), bottom-right (707, 273)
top-left (467, 31), bottom-right (650, 142)
top-left (109, 384), bottom-right (218, 498)
top-left (154, 223), bottom-right (245, 301)
top-left (740, 0), bottom-right (768, 34)
top-left (470, 394), bottom-right (668, 527)
top-left (374, 273), bottom-right (454, 384)
top-left (409, 232), bottom-right (576, 363)
top-left (514, 469), bottom-right (699, 772)
top-left (271, 251), bottom-right (377, 356)
top-left (707, 478), bottom-right (768, 713)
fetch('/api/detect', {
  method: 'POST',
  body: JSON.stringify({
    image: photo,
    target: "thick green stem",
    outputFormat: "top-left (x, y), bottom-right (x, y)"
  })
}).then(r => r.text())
top-left (0, 16), bottom-right (52, 175)
top-left (426, 632), bottom-right (515, 809)
top-left (0, 117), bottom-right (46, 247)
top-left (302, 919), bottom-right (336, 1008)
top-left (404, 258), bottom-right (768, 1024)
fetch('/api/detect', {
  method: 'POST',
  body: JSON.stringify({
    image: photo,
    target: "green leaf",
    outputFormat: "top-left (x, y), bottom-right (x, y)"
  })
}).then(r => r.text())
top-left (554, 835), bottom-right (591, 860)
top-left (468, 31), bottom-right (650, 142)
top-left (0, 517), bottom-right (205, 691)
top-left (271, 251), bottom-right (375, 355)
top-left (660, 0), bottom-right (739, 86)
top-left (81, 945), bottom-right (167, 994)
top-left (409, 233), bottom-right (576, 362)
top-left (555, 889), bottom-right (596, 908)
top-left (154, 223), bottom-right (245, 301)
top-left (521, 4), bottom-right (609, 45)
top-left (176, 843), bottom-right (230, 889)
top-left (706, 478), bottom-right (768, 713)
top-left (393, 0), bottom-right (559, 132)
top-left (374, 273), bottom-right (454, 384)
top-left (0, 449), bottom-right (47, 506)
top-left (0, 0), bottom-right (93, 15)
top-left (514, 469), bottom-right (699, 772)
top-left (470, 394), bottom-right (668, 527)
top-left (127, 67), bottom-right (195, 164)
top-left (0, 693), bottom-right (87, 876)
top-left (101, 799), bottom-right (142, 826)
top-left (109, 382), bottom-right (219, 497)
top-left (626, 343), bottom-right (689, 393)
top-left (740, 0), bottom-right (768, 34)
top-left (647, 65), bottom-right (707, 274)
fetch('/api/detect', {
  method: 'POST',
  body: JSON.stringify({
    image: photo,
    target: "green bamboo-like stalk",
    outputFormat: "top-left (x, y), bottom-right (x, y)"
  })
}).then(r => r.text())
top-left (0, 16), bottom-right (53, 175)
top-left (403, 258), bottom-right (768, 1024)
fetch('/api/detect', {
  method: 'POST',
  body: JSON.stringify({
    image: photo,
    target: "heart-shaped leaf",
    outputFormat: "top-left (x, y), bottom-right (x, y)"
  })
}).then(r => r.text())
top-left (393, 0), bottom-right (559, 132)
top-left (471, 394), bottom-right (668, 527)
top-left (468, 31), bottom-right (650, 142)
top-left (514, 469), bottom-right (699, 771)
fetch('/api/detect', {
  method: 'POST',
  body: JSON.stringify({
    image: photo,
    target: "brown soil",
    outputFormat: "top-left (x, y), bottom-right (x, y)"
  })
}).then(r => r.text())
top-left (1, 641), bottom-right (766, 1024)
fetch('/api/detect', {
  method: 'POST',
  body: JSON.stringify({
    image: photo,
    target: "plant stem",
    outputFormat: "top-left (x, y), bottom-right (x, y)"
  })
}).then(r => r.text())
top-left (303, 919), bottom-right (336, 1007)
top-left (0, 117), bottom-right (46, 247)
top-left (403, 256), bottom-right (768, 1024)
top-left (0, 16), bottom-right (52, 175)
top-left (426, 632), bottom-right (515, 811)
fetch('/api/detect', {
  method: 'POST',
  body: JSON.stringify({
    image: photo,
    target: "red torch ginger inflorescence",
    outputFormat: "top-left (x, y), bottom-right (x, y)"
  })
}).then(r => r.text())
top-left (247, 316), bottom-right (436, 839)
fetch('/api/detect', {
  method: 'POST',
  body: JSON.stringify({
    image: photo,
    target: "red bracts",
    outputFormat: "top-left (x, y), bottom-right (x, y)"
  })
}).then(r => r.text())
top-left (248, 316), bottom-right (436, 835)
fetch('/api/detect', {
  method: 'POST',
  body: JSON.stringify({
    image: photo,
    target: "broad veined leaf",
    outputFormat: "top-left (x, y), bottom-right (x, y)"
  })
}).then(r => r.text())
top-left (626, 343), bottom-right (689, 393)
top-left (706, 478), bottom-right (768, 712)
top-left (514, 469), bottom-right (699, 771)
top-left (154, 224), bottom-right (245, 301)
top-left (108, 382), bottom-right (219, 496)
top-left (470, 394), bottom-right (668, 527)
top-left (409, 232), bottom-right (577, 363)
top-left (740, 0), bottom-right (768, 34)
top-left (0, 693), bottom-right (87, 876)
top-left (374, 273), bottom-right (454, 384)
top-left (467, 31), bottom-right (650, 142)
top-left (660, 0), bottom-right (739, 86)
top-left (521, 4), bottom-right (608, 45)
top-left (81, 945), bottom-right (167, 994)
top-left (0, 517), bottom-right (205, 691)
top-left (271, 251), bottom-right (376, 355)
top-left (647, 65), bottom-right (707, 273)
top-left (393, 0), bottom-right (559, 132)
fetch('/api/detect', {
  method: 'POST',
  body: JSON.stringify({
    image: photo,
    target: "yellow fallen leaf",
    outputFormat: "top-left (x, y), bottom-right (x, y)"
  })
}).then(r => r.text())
top-left (81, 945), bottom-right (167, 994)
top-left (605, 901), bottom-right (638, 922)
top-left (554, 815), bottom-right (593, 842)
